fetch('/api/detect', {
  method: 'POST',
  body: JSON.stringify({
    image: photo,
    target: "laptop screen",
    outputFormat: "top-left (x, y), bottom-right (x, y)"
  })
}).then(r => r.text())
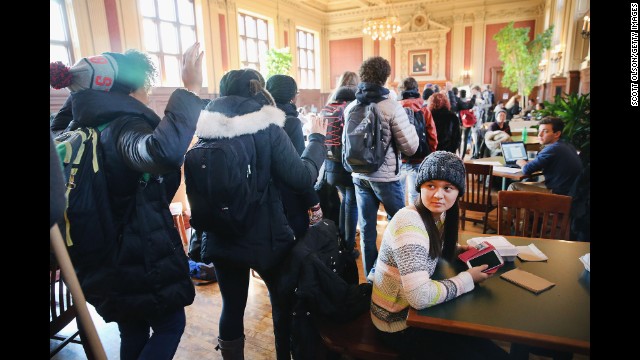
top-left (501, 142), bottom-right (528, 163)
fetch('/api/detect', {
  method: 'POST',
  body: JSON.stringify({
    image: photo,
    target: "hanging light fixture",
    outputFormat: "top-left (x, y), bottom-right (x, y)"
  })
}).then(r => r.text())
top-left (362, 1), bottom-right (401, 41)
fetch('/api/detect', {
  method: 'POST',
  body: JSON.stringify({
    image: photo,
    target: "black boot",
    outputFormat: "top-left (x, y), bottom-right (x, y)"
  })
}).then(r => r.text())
top-left (215, 335), bottom-right (245, 360)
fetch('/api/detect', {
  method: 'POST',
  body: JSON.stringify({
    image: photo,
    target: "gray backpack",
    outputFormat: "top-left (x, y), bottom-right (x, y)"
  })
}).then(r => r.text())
top-left (342, 101), bottom-right (392, 173)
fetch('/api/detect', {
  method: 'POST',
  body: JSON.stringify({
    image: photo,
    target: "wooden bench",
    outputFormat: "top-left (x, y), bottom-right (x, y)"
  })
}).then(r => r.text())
top-left (315, 311), bottom-right (400, 360)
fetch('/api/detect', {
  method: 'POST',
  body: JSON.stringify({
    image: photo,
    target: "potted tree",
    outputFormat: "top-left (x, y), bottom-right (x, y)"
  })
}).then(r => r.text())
top-left (494, 22), bottom-right (553, 103)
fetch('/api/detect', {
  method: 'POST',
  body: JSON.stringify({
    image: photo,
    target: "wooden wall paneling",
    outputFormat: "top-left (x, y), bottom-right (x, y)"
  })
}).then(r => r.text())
top-left (567, 70), bottom-right (580, 95)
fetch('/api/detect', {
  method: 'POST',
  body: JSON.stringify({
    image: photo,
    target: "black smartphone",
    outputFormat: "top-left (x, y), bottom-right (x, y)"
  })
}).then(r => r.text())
top-left (466, 249), bottom-right (504, 273)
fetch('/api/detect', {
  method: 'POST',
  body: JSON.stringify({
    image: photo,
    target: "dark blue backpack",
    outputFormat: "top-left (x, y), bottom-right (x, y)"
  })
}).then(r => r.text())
top-left (55, 124), bottom-right (119, 271)
top-left (184, 135), bottom-right (266, 238)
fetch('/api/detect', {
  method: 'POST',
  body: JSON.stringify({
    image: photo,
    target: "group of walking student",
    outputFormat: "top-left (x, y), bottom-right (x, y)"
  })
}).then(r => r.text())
top-left (50, 42), bottom-right (510, 360)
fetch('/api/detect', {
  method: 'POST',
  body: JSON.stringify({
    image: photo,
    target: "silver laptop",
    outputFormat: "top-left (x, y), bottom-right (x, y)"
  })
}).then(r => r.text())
top-left (500, 141), bottom-right (527, 168)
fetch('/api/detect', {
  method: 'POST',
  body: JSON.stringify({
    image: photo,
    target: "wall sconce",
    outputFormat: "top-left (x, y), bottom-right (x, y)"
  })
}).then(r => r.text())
top-left (550, 44), bottom-right (564, 63)
top-left (538, 59), bottom-right (547, 72)
top-left (581, 16), bottom-right (590, 39)
top-left (461, 69), bottom-right (471, 84)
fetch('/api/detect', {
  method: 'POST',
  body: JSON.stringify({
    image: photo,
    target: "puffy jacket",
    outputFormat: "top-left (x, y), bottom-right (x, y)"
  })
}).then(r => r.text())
top-left (346, 84), bottom-right (418, 182)
top-left (67, 88), bottom-right (204, 322)
top-left (193, 96), bottom-right (326, 271)
top-left (400, 97), bottom-right (438, 161)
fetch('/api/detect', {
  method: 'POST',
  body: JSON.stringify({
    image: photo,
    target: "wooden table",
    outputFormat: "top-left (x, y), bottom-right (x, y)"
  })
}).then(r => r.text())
top-left (407, 234), bottom-right (590, 355)
top-left (466, 156), bottom-right (541, 190)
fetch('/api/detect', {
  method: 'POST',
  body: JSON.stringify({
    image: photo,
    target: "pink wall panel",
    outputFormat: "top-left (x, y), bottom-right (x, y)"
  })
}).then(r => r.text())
top-left (329, 38), bottom-right (363, 88)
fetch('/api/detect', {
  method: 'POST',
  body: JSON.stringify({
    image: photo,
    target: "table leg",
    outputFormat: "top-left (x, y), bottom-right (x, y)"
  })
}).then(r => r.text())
top-left (502, 177), bottom-right (506, 190)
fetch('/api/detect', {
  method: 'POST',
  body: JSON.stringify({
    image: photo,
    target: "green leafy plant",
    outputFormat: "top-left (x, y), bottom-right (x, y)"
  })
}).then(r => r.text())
top-left (538, 93), bottom-right (590, 167)
top-left (265, 47), bottom-right (293, 79)
top-left (494, 22), bottom-right (553, 99)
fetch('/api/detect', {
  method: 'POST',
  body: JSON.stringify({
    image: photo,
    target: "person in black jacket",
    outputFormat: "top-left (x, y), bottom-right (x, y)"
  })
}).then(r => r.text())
top-left (266, 74), bottom-right (323, 239)
top-left (50, 43), bottom-right (205, 360)
top-left (191, 69), bottom-right (327, 359)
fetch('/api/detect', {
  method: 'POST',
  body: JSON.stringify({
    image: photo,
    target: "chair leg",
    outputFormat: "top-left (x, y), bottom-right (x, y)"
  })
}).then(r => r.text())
top-left (460, 210), bottom-right (466, 230)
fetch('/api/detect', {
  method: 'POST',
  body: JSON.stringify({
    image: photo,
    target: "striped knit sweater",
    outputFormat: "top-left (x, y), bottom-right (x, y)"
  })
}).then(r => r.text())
top-left (370, 207), bottom-right (474, 333)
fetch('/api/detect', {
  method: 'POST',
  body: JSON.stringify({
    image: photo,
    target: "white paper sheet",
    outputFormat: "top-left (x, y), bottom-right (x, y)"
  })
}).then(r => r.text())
top-left (473, 161), bottom-right (502, 166)
top-left (516, 244), bottom-right (549, 260)
top-left (579, 253), bottom-right (590, 272)
top-left (493, 166), bottom-right (522, 173)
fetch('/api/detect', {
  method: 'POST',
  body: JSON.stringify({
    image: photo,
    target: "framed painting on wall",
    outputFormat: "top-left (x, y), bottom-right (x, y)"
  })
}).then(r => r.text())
top-left (409, 49), bottom-right (432, 76)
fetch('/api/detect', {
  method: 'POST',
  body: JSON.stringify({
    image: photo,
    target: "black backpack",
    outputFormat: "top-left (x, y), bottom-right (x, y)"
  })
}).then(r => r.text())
top-left (54, 124), bottom-right (120, 272)
top-left (342, 101), bottom-right (390, 173)
top-left (404, 107), bottom-right (431, 161)
top-left (184, 135), bottom-right (266, 238)
top-left (321, 101), bottom-right (348, 162)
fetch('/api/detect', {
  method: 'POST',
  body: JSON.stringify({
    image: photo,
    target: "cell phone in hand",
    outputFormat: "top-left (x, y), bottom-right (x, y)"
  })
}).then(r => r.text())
top-left (466, 249), bottom-right (504, 273)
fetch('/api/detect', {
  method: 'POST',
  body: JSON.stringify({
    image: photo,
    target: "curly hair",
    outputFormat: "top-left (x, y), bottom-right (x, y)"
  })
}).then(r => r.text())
top-left (428, 92), bottom-right (451, 111)
top-left (359, 56), bottom-right (390, 85)
top-left (123, 49), bottom-right (158, 92)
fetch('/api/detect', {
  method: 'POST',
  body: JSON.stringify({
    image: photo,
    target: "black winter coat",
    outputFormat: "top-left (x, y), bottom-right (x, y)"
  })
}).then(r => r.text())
top-left (193, 96), bottom-right (326, 271)
top-left (276, 103), bottom-right (321, 239)
top-left (67, 89), bottom-right (203, 322)
top-left (432, 107), bottom-right (461, 153)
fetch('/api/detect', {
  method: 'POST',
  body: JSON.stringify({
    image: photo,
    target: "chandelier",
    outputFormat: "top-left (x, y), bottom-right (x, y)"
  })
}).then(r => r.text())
top-left (362, 2), bottom-right (401, 41)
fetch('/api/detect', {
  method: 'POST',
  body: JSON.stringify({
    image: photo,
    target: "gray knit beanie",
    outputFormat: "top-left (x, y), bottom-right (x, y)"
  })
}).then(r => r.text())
top-left (494, 108), bottom-right (507, 121)
top-left (415, 151), bottom-right (466, 194)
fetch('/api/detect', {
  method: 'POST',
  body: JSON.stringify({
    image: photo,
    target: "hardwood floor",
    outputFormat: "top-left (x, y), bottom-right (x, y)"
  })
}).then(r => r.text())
top-left (51, 212), bottom-right (589, 359)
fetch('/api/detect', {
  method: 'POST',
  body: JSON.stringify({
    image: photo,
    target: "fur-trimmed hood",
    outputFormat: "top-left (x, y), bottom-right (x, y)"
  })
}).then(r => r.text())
top-left (196, 96), bottom-right (286, 139)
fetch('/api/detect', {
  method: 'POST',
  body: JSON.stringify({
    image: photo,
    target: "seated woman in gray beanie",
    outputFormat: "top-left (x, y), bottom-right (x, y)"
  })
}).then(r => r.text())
top-left (266, 74), bottom-right (323, 239)
top-left (370, 151), bottom-right (510, 359)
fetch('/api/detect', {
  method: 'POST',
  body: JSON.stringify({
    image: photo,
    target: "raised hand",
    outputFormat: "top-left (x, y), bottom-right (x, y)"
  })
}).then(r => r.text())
top-left (309, 114), bottom-right (328, 137)
top-left (182, 42), bottom-right (204, 94)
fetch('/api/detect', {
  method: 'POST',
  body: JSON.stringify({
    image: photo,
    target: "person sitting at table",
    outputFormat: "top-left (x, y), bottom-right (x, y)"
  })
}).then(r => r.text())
top-left (370, 151), bottom-right (510, 360)
top-left (489, 108), bottom-right (512, 135)
top-left (509, 116), bottom-right (582, 196)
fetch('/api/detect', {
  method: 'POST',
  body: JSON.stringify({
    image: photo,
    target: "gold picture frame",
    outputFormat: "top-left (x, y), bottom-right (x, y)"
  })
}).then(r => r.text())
top-left (409, 49), bottom-right (432, 76)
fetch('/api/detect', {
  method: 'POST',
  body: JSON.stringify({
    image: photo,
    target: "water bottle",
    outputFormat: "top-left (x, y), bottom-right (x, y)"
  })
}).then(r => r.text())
top-left (522, 127), bottom-right (528, 142)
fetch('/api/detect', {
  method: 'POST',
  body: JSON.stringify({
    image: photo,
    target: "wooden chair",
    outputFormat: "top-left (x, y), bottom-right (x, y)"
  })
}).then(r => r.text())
top-left (497, 191), bottom-right (572, 240)
top-left (460, 163), bottom-right (496, 233)
top-left (50, 224), bottom-right (107, 359)
top-left (50, 259), bottom-right (90, 358)
top-left (315, 311), bottom-right (400, 360)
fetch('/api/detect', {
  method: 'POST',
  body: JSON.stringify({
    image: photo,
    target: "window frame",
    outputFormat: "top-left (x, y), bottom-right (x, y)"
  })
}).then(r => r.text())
top-left (50, 0), bottom-right (75, 66)
top-left (296, 28), bottom-right (318, 89)
top-left (237, 12), bottom-right (270, 74)
top-left (139, 0), bottom-right (197, 87)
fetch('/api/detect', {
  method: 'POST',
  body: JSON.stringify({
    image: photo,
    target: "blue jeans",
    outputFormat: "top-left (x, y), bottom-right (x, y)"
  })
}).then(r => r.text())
top-left (400, 163), bottom-right (421, 205)
top-left (352, 178), bottom-right (406, 276)
top-left (336, 185), bottom-right (358, 251)
top-left (118, 307), bottom-right (186, 360)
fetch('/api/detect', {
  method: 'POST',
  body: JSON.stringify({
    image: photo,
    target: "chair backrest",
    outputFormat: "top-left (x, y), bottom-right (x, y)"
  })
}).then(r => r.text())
top-left (50, 259), bottom-right (76, 337)
top-left (460, 162), bottom-right (494, 213)
top-left (497, 191), bottom-right (572, 240)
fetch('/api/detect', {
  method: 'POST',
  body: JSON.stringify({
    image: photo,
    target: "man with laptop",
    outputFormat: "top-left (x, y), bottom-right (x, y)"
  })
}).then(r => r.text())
top-left (507, 117), bottom-right (582, 196)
